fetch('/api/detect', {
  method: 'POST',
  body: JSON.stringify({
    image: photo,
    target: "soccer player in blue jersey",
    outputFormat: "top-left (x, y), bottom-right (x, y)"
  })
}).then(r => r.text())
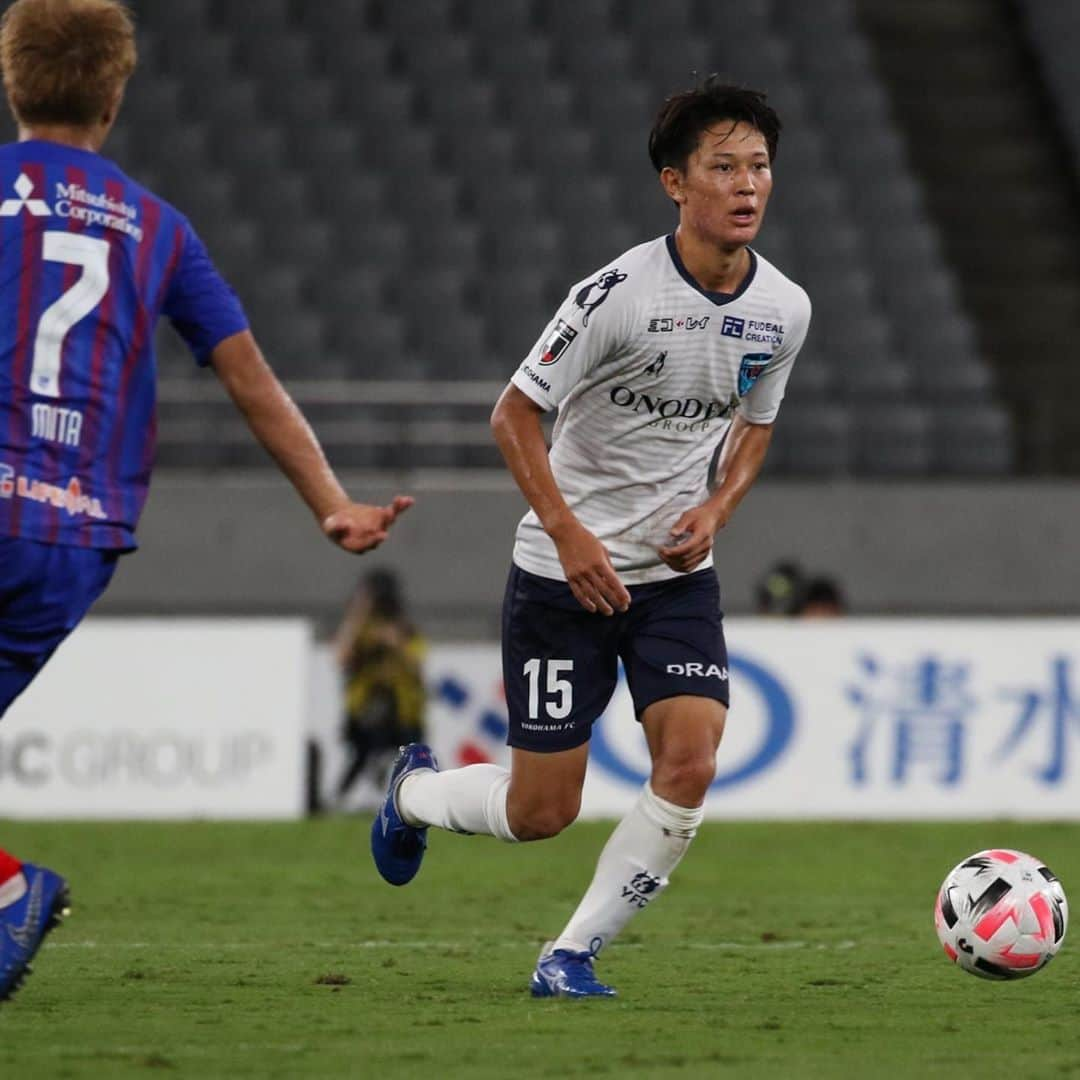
top-left (0, 0), bottom-right (412, 1001)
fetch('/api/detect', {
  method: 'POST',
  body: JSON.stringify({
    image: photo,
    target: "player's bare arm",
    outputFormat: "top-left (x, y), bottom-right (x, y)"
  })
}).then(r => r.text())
top-left (210, 331), bottom-right (413, 554)
top-left (491, 384), bottom-right (630, 615)
top-left (659, 413), bottom-right (773, 573)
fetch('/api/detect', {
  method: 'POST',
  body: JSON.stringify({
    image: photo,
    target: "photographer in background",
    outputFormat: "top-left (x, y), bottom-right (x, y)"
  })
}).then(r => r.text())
top-left (333, 570), bottom-right (426, 809)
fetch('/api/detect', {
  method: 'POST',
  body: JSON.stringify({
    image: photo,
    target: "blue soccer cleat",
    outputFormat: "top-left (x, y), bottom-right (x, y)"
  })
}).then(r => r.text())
top-left (0, 863), bottom-right (71, 1002)
top-left (370, 743), bottom-right (438, 886)
top-left (530, 942), bottom-right (617, 998)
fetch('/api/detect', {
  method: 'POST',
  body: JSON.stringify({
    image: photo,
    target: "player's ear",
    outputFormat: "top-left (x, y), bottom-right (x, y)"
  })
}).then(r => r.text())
top-left (659, 166), bottom-right (687, 205)
top-left (101, 84), bottom-right (126, 128)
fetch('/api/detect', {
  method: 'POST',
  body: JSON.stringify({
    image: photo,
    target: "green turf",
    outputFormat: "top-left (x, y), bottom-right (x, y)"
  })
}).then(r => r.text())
top-left (0, 819), bottom-right (1077, 1079)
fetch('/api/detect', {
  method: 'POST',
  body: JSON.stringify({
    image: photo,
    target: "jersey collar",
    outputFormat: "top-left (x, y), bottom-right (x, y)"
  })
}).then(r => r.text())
top-left (665, 233), bottom-right (757, 307)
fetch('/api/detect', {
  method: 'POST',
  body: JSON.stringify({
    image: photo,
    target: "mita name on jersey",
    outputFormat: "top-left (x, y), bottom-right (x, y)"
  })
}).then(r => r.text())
top-left (510, 234), bottom-right (812, 585)
top-left (0, 140), bottom-right (247, 551)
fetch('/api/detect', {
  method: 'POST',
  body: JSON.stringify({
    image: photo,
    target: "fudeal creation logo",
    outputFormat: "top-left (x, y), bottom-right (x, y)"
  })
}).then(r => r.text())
top-left (0, 173), bottom-right (51, 217)
top-left (721, 315), bottom-right (745, 338)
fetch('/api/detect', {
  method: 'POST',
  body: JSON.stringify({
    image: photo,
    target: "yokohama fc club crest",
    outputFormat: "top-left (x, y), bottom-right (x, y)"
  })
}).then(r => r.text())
top-left (738, 352), bottom-right (772, 396)
top-left (538, 319), bottom-right (578, 365)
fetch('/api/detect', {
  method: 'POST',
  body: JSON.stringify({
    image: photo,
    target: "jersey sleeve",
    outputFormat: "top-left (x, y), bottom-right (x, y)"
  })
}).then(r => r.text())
top-left (161, 221), bottom-right (249, 366)
top-left (510, 268), bottom-right (632, 411)
top-left (738, 286), bottom-right (812, 425)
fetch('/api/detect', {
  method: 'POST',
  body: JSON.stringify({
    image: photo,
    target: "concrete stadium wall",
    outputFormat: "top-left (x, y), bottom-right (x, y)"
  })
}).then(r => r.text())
top-left (97, 472), bottom-right (1080, 635)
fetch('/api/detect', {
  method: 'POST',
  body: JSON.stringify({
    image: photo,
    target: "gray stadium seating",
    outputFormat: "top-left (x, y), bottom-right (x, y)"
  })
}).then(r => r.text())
top-left (96, 1), bottom-right (1016, 474)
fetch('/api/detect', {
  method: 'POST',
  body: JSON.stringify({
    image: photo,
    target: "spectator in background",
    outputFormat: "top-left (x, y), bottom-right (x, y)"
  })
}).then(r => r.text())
top-left (797, 576), bottom-right (847, 618)
top-left (333, 570), bottom-right (426, 808)
top-left (754, 560), bottom-right (807, 616)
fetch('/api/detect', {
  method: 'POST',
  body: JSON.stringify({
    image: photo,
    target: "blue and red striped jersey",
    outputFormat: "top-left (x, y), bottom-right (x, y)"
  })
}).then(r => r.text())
top-left (0, 139), bottom-right (248, 551)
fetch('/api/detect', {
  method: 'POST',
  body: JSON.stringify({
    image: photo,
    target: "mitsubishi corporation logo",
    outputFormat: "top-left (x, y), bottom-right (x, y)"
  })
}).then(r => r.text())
top-left (0, 173), bottom-right (51, 217)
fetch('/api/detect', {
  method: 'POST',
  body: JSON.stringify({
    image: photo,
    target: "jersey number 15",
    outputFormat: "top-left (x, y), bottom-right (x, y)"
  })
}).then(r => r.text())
top-left (523, 658), bottom-right (574, 721)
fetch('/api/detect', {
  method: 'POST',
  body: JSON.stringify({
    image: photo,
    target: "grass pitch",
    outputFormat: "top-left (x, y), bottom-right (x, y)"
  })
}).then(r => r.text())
top-left (0, 819), bottom-right (1077, 1079)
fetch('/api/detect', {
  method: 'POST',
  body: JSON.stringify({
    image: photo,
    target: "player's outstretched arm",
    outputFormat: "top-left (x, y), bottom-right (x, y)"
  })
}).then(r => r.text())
top-left (209, 331), bottom-right (413, 553)
top-left (659, 414), bottom-right (773, 573)
top-left (491, 384), bottom-right (630, 615)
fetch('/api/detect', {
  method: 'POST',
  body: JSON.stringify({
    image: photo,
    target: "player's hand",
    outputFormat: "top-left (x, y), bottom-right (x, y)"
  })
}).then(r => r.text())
top-left (321, 496), bottom-right (414, 554)
top-left (658, 502), bottom-right (729, 573)
top-left (551, 520), bottom-right (631, 616)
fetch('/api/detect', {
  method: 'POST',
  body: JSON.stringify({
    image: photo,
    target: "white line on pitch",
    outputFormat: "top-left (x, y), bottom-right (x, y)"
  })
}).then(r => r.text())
top-left (46, 938), bottom-right (859, 952)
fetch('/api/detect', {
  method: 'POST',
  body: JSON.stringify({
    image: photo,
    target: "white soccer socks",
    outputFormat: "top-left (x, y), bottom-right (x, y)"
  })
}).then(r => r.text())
top-left (552, 782), bottom-right (704, 955)
top-left (397, 763), bottom-right (518, 842)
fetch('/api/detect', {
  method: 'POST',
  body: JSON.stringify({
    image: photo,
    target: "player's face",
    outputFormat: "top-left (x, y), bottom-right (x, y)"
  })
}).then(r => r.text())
top-left (673, 122), bottom-right (772, 250)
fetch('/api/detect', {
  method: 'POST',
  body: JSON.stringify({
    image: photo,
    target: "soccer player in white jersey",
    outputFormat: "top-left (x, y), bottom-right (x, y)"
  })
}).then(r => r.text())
top-left (371, 78), bottom-right (811, 997)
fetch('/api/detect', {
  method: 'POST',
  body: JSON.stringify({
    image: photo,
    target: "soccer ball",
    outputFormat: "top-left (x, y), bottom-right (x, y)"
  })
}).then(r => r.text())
top-left (935, 848), bottom-right (1068, 980)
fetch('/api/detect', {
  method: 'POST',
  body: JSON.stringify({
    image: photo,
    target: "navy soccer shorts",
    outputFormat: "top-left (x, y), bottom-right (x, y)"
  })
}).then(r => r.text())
top-left (502, 563), bottom-right (729, 752)
top-left (0, 536), bottom-right (118, 718)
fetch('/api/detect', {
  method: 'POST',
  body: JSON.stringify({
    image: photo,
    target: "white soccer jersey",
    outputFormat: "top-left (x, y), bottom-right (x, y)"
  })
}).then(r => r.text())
top-left (510, 234), bottom-right (811, 584)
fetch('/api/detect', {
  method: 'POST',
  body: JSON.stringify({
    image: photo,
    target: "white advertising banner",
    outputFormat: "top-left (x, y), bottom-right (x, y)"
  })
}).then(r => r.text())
top-left (0, 619), bottom-right (309, 820)
top-left (423, 621), bottom-right (1080, 820)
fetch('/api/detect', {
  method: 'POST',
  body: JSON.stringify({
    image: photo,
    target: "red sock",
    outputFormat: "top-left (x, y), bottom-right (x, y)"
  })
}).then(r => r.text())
top-left (0, 850), bottom-right (23, 886)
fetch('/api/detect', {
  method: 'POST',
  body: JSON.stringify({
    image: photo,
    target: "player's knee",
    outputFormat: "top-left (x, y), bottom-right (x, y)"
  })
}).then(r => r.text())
top-left (508, 797), bottom-right (580, 842)
top-left (652, 753), bottom-right (716, 805)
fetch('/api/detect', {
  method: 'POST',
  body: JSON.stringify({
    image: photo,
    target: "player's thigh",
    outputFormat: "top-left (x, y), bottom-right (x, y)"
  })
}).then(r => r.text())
top-left (501, 563), bottom-right (620, 754)
top-left (641, 694), bottom-right (727, 785)
top-left (620, 568), bottom-right (730, 721)
top-left (0, 538), bottom-right (118, 717)
top-left (621, 568), bottom-right (729, 803)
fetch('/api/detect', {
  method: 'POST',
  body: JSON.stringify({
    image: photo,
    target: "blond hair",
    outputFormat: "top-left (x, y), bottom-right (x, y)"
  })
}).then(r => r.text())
top-left (1, 0), bottom-right (136, 126)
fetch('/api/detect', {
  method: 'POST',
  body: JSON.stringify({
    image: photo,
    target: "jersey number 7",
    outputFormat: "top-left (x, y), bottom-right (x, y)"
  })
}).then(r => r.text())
top-left (29, 232), bottom-right (111, 398)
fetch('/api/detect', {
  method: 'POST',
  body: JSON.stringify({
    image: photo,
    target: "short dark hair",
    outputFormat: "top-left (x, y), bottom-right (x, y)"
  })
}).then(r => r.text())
top-left (648, 76), bottom-right (780, 173)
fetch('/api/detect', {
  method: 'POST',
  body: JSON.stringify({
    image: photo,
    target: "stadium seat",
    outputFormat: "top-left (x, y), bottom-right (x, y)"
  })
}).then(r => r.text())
top-left (414, 221), bottom-right (482, 274)
top-left (291, 128), bottom-right (364, 191)
top-left (338, 80), bottom-right (416, 133)
top-left (221, 0), bottom-right (290, 31)
top-left (523, 127), bottom-right (594, 184)
top-left (117, 0), bottom-right (1013, 476)
top-left (488, 220), bottom-right (565, 273)
top-left (541, 0), bottom-right (617, 41)
top-left (300, 0), bottom-right (372, 36)
top-left (930, 404), bottom-right (1016, 474)
top-left (383, 0), bottom-right (457, 38)
top-left (400, 34), bottom-right (476, 90)
top-left (425, 81), bottom-right (499, 133)
top-left (853, 405), bottom-right (934, 475)
top-left (480, 267), bottom-right (551, 354)
top-left (263, 78), bottom-right (338, 134)
top-left (207, 219), bottom-right (261, 284)
top-left (443, 125), bottom-right (518, 184)
top-left (463, 0), bottom-right (535, 42)
top-left (771, 403), bottom-right (854, 476)
top-left (139, 0), bottom-right (213, 36)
